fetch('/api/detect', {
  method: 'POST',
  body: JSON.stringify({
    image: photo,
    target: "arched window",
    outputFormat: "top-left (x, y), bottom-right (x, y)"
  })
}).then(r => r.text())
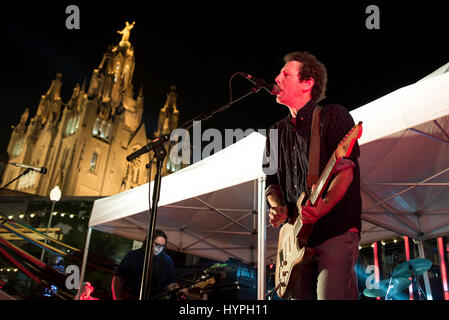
top-left (12, 139), bottom-right (24, 157)
top-left (89, 152), bottom-right (98, 172)
top-left (92, 117), bottom-right (112, 141)
top-left (17, 171), bottom-right (37, 190)
top-left (65, 113), bottom-right (80, 137)
top-left (114, 62), bottom-right (121, 83)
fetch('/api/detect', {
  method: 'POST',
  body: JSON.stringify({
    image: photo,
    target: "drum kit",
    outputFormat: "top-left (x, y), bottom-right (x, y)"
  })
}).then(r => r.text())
top-left (363, 258), bottom-right (432, 300)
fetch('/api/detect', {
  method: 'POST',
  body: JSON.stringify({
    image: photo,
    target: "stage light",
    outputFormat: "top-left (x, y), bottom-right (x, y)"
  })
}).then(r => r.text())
top-left (19, 214), bottom-right (24, 219)
top-left (70, 214), bottom-right (74, 218)
top-left (8, 215), bottom-right (13, 219)
top-left (30, 213), bottom-right (35, 218)
top-left (61, 213), bottom-right (65, 217)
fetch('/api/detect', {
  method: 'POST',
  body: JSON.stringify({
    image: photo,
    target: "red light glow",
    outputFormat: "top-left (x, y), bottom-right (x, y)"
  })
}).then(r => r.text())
top-left (373, 242), bottom-right (380, 300)
top-left (404, 236), bottom-right (413, 300)
top-left (437, 237), bottom-right (449, 300)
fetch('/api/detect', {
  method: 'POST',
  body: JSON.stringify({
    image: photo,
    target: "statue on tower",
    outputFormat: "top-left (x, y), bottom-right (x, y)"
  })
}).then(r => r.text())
top-left (117, 21), bottom-right (135, 48)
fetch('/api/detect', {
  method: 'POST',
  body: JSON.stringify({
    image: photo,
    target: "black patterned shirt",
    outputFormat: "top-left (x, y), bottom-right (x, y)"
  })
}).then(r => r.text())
top-left (263, 100), bottom-right (361, 247)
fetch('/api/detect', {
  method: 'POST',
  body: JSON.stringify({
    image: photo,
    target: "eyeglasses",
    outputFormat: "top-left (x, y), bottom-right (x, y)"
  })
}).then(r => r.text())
top-left (153, 243), bottom-right (165, 248)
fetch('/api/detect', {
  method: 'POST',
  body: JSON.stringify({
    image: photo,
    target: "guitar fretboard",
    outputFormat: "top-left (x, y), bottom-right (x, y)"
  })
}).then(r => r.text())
top-left (309, 154), bottom-right (337, 205)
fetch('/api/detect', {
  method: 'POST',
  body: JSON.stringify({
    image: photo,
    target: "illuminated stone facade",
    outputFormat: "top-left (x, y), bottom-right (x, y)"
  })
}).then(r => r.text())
top-left (2, 23), bottom-right (180, 196)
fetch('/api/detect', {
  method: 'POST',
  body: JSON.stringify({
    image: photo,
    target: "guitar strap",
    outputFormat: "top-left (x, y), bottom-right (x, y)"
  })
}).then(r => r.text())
top-left (306, 106), bottom-right (322, 191)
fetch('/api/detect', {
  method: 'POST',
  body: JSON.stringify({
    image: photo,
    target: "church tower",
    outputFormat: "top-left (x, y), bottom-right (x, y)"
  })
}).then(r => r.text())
top-left (2, 22), bottom-right (152, 196)
top-left (152, 85), bottom-right (182, 176)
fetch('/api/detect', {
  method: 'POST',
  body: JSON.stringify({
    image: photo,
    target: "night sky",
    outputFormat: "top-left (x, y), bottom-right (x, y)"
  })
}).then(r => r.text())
top-left (2, 1), bottom-right (448, 161)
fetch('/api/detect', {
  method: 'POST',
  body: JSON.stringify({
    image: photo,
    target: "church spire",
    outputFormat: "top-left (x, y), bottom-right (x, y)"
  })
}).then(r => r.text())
top-left (45, 73), bottom-right (63, 100)
top-left (154, 85), bottom-right (179, 138)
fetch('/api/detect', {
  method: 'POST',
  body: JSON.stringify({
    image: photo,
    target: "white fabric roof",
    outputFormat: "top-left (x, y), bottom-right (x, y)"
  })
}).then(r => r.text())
top-left (89, 64), bottom-right (449, 262)
top-left (90, 132), bottom-right (278, 263)
top-left (352, 70), bottom-right (449, 244)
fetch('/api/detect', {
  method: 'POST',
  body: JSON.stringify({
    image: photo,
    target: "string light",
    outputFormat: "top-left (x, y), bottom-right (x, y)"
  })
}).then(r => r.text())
top-left (3, 212), bottom-right (86, 221)
top-left (0, 268), bottom-right (18, 272)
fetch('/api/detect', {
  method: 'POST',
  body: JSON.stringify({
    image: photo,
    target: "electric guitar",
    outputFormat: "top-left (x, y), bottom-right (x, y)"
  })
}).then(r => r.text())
top-left (275, 121), bottom-right (363, 298)
top-left (151, 276), bottom-right (215, 300)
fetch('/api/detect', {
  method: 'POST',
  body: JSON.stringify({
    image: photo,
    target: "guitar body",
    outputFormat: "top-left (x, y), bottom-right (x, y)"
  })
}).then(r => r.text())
top-left (275, 192), bottom-right (315, 298)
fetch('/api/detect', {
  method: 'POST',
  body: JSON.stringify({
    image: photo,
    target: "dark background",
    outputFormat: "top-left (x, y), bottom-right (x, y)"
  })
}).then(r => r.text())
top-left (2, 1), bottom-right (448, 157)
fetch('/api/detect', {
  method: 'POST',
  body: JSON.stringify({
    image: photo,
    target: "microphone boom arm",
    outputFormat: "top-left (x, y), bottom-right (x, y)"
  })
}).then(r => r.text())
top-left (0, 168), bottom-right (32, 191)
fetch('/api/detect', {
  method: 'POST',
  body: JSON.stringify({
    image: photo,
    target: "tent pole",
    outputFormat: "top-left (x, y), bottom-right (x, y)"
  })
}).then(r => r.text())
top-left (417, 239), bottom-right (433, 300)
top-left (76, 227), bottom-right (92, 300)
top-left (257, 177), bottom-right (266, 300)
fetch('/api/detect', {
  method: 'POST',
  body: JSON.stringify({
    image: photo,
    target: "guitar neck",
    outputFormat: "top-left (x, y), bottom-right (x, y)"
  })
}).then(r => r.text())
top-left (309, 153), bottom-right (337, 206)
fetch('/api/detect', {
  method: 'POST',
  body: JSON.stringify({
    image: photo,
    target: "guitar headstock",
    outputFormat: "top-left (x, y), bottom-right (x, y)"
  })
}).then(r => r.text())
top-left (335, 122), bottom-right (363, 159)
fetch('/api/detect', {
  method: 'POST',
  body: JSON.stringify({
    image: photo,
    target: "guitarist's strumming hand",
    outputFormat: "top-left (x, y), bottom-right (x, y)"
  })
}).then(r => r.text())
top-left (269, 205), bottom-right (289, 228)
top-left (301, 164), bottom-right (355, 225)
top-left (300, 198), bottom-right (331, 225)
top-left (300, 183), bottom-right (331, 224)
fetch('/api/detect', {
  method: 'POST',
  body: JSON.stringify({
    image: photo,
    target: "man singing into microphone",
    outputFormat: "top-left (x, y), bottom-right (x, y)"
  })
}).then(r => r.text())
top-left (264, 51), bottom-right (362, 300)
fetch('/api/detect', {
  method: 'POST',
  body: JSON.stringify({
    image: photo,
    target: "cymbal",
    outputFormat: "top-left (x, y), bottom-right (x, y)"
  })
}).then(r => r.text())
top-left (363, 278), bottom-right (411, 298)
top-left (392, 259), bottom-right (432, 278)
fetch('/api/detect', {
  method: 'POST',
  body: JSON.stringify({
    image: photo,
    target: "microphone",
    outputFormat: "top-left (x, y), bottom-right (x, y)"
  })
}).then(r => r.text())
top-left (240, 72), bottom-right (280, 95)
top-left (126, 134), bottom-right (170, 162)
top-left (9, 163), bottom-right (47, 174)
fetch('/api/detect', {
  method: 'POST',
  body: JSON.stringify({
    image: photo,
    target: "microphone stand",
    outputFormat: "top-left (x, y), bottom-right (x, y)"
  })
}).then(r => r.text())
top-left (139, 144), bottom-right (167, 300)
top-left (129, 82), bottom-right (266, 300)
top-left (0, 168), bottom-right (32, 191)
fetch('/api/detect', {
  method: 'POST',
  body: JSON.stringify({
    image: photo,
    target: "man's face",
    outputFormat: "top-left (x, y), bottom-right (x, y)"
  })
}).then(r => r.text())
top-left (153, 236), bottom-right (166, 255)
top-left (275, 60), bottom-right (308, 107)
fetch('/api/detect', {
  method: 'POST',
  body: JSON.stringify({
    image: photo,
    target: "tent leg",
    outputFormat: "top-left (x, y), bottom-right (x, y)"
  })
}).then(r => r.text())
top-left (76, 227), bottom-right (92, 300)
top-left (417, 239), bottom-right (433, 300)
top-left (257, 177), bottom-right (266, 300)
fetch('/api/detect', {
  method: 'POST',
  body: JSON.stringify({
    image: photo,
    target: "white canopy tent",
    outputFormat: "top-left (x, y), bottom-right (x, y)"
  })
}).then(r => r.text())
top-left (353, 68), bottom-right (449, 245)
top-left (79, 64), bottom-right (449, 300)
top-left (353, 67), bottom-right (449, 300)
top-left (80, 132), bottom-right (275, 299)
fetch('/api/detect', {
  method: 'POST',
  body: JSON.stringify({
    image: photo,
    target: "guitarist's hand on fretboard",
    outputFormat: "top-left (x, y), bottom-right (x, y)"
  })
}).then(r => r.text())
top-left (269, 205), bottom-right (289, 228)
